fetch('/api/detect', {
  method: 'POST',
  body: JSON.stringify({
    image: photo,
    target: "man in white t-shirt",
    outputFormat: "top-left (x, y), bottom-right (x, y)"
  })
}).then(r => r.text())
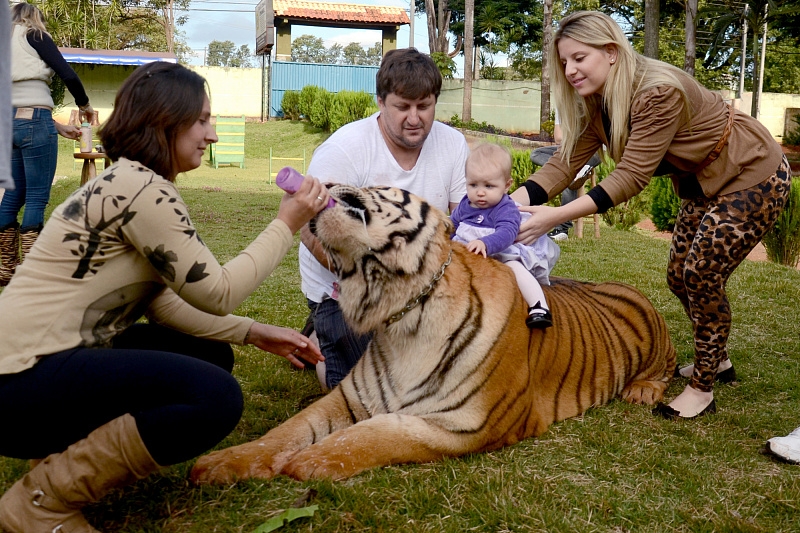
top-left (300, 48), bottom-right (468, 389)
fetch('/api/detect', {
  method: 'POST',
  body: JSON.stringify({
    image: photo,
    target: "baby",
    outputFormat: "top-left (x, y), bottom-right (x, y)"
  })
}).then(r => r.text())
top-left (451, 143), bottom-right (560, 328)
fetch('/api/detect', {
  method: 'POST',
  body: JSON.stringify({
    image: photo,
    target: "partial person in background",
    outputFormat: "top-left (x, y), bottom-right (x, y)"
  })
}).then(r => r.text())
top-left (1, 2), bottom-right (93, 286)
top-left (0, 1), bottom-right (13, 191)
top-left (300, 47), bottom-right (469, 391)
top-left (0, 62), bottom-right (326, 533)
top-left (529, 109), bottom-right (600, 241)
top-left (512, 11), bottom-right (789, 420)
top-left (767, 428), bottom-right (800, 464)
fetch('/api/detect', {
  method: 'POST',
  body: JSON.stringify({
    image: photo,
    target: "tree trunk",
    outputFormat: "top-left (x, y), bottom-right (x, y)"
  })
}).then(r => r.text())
top-left (425, 0), bottom-right (456, 55)
top-left (462, 0), bottom-right (474, 123)
top-left (540, 0), bottom-right (553, 138)
top-left (644, 0), bottom-right (660, 59)
top-left (738, 9), bottom-right (748, 99)
top-left (425, 0), bottom-right (437, 52)
top-left (684, 0), bottom-right (696, 76)
top-left (751, 6), bottom-right (768, 119)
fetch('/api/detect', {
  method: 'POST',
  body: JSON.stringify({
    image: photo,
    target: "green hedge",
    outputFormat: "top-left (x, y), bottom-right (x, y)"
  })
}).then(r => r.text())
top-left (280, 90), bottom-right (301, 121)
top-left (511, 149), bottom-right (534, 193)
top-left (309, 89), bottom-right (332, 131)
top-left (299, 86), bottom-right (324, 120)
top-left (328, 90), bottom-right (379, 132)
top-left (595, 153), bottom-right (645, 230)
top-left (650, 176), bottom-right (681, 231)
top-left (763, 177), bottom-right (800, 267)
top-left (281, 85), bottom-right (378, 133)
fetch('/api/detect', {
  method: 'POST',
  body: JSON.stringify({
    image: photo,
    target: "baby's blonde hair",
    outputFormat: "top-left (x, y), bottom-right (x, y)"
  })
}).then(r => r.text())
top-left (466, 143), bottom-right (512, 184)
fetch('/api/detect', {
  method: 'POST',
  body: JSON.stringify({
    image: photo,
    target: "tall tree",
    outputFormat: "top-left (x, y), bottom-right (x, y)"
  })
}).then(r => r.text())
top-left (38, 0), bottom-right (189, 57)
top-left (365, 42), bottom-right (383, 65)
top-left (540, 0), bottom-right (553, 136)
top-left (152, 0), bottom-right (187, 55)
top-left (643, 0), bottom-right (659, 58)
top-left (326, 43), bottom-right (344, 64)
top-left (207, 40), bottom-right (253, 67)
top-left (684, 0), bottom-right (697, 76)
top-left (462, 0), bottom-right (474, 122)
top-left (424, 0), bottom-right (463, 57)
top-left (343, 42), bottom-right (367, 65)
top-left (418, 0), bottom-right (544, 81)
top-left (342, 42), bottom-right (382, 65)
top-left (701, 0), bottom-right (797, 114)
top-left (291, 34), bottom-right (328, 63)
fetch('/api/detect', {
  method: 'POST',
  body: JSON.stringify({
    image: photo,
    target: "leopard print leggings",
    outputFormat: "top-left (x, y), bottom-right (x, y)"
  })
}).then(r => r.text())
top-left (667, 155), bottom-right (791, 392)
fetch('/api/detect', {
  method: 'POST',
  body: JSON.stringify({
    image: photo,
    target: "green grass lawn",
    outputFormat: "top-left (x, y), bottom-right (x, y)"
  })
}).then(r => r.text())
top-left (3, 120), bottom-right (800, 532)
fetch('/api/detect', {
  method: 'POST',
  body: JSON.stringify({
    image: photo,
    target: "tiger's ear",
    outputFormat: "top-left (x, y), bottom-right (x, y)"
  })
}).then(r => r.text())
top-left (442, 216), bottom-right (454, 237)
top-left (388, 235), bottom-right (419, 274)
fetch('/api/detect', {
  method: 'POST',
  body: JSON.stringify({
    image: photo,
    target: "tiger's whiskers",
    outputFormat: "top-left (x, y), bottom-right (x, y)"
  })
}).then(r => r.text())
top-left (340, 203), bottom-right (370, 251)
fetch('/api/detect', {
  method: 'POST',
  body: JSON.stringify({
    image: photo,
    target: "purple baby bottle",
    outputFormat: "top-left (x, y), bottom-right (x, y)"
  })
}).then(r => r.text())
top-left (275, 167), bottom-right (335, 208)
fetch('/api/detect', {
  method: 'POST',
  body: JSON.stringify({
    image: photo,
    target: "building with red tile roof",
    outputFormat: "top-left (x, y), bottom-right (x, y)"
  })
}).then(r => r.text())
top-left (268, 0), bottom-right (410, 60)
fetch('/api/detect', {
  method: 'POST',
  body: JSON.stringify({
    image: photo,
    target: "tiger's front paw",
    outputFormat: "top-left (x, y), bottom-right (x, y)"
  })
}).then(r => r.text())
top-left (281, 448), bottom-right (364, 481)
top-left (190, 447), bottom-right (277, 485)
top-left (621, 379), bottom-right (667, 405)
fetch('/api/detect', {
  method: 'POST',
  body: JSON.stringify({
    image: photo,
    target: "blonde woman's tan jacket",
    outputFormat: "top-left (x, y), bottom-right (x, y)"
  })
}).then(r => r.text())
top-left (531, 77), bottom-right (783, 207)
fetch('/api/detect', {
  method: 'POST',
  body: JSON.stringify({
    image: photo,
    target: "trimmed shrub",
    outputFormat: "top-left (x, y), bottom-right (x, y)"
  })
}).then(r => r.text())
top-left (600, 193), bottom-right (647, 230)
top-left (309, 89), bottom-right (332, 131)
top-left (595, 153), bottom-right (647, 230)
top-left (299, 85), bottom-right (324, 119)
top-left (510, 149), bottom-right (534, 193)
top-left (650, 176), bottom-right (681, 231)
top-left (280, 90), bottom-right (301, 121)
top-left (763, 177), bottom-right (800, 267)
top-left (329, 90), bottom-right (378, 132)
top-left (430, 52), bottom-right (457, 79)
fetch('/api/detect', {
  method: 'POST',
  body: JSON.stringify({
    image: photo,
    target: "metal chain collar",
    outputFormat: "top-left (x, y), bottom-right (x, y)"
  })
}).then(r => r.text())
top-left (385, 248), bottom-right (453, 326)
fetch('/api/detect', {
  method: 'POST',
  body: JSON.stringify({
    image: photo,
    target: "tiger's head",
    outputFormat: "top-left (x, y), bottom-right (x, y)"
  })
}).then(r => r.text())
top-left (310, 185), bottom-right (454, 334)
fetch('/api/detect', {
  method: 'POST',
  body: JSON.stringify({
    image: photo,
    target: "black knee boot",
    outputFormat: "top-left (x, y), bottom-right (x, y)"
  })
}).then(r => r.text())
top-left (19, 224), bottom-right (42, 264)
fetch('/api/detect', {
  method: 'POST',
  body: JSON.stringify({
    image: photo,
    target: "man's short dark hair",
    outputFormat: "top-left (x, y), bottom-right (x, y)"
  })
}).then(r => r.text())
top-left (376, 48), bottom-right (442, 101)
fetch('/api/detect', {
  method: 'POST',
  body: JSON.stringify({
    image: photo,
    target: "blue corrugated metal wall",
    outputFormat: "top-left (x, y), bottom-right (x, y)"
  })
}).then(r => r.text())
top-left (271, 61), bottom-right (379, 117)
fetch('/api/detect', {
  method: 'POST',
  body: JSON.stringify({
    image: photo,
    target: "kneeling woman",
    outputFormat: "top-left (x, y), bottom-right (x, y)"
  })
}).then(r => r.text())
top-left (0, 62), bottom-right (329, 532)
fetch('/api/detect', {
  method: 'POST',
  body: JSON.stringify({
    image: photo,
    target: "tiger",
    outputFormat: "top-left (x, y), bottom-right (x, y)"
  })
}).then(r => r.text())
top-left (190, 185), bottom-right (676, 484)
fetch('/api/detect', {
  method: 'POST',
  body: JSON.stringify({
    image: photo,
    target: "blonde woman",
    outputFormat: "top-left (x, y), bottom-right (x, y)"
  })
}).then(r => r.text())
top-left (1, 2), bottom-right (94, 286)
top-left (511, 11), bottom-right (790, 419)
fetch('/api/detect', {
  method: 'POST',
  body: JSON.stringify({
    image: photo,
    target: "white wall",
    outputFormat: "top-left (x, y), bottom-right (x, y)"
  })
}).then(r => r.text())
top-left (57, 63), bottom-right (800, 143)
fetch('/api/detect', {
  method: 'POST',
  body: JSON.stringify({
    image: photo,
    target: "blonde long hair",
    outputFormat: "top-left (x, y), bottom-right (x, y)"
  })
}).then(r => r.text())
top-left (11, 3), bottom-right (50, 39)
top-left (550, 11), bottom-right (692, 164)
